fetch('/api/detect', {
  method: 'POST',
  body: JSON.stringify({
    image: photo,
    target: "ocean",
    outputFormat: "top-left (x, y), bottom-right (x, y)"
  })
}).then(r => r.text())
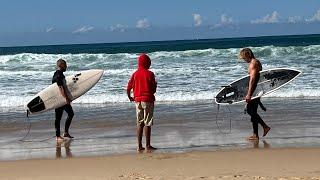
top-left (0, 34), bottom-right (319, 111)
top-left (0, 34), bottom-right (320, 160)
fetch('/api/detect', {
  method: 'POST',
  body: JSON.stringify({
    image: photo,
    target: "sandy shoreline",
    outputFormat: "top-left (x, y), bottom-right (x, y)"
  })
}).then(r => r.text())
top-left (0, 148), bottom-right (319, 180)
top-left (1, 99), bottom-right (320, 161)
top-left (0, 99), bottom-right (319, 179)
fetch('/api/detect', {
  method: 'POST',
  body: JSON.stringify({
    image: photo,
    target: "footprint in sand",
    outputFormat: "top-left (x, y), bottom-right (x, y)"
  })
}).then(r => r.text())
top-left (140, 153), bottom-right (190, 160)
top-left (119, 172), bottom-right (153, 179)
top-left (288, 177), bottom-right (302, 180)
top-left (253, 176), bottom-right (266, 180)
top-left (185, 176), bottom-right (217, 180)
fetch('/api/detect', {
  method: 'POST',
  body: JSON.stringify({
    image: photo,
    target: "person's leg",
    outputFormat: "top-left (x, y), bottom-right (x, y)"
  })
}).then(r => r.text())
top-left (143, 102), bottom-right (156, 150)
top-left (63, 104), bottom-right (74, 138)
top-left (144, 126), bottom-right (151, 148)
top-left (251, 116), bottom-right (259, 137)
top-left (252, 99), bottom-right (270, 137)
top-left (247, 100), bottom-right (259, 140)
top-left (55, 107), bottom-right (64, 139)
top-left (144, 126), bottom-right (156, 150)
top-left (136, 102), bottom-right (145, 151)
top-left (256, 115), bottom-right (270, 137)
top-left (137, 123), bottom-right (144, 151)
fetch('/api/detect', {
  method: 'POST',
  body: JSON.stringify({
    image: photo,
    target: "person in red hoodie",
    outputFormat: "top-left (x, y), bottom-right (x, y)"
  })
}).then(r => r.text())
top-left (127, 54), bottom-right (157, 152)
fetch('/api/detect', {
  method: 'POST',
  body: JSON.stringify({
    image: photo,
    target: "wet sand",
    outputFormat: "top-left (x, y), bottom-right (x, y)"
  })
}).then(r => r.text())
top-left (0, 98), bottom-right (320, 179)
top-left (0, 98), bottom-right (320, 161)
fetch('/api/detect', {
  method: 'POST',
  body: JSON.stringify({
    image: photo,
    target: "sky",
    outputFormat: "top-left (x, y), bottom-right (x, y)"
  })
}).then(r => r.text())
top-left (1, 0), bottom-right (320, 46)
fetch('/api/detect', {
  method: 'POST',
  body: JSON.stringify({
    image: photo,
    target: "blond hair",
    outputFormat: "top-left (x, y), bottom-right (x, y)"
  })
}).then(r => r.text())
top-left (239, 48), bottom-right (255, 60)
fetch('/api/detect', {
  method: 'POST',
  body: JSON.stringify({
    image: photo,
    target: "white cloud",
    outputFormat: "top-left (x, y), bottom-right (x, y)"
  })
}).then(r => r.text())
top-left (251, 11), bottom-right (279, 24)
top-left (306, 9), bottom-right (320, 22)
top-left (211, 14), bottom-right (234, 29)
top-left (110, 24), bottom-right (128, 32)
top-left (46, 27), bottom-right (54, 33)
top-left (220, 14), bottom-right (233, 24)
top-left (192, 13), bottom-right (202, 26)
top-left (288, 16), bottom-right (302, 23)
top-left (136, 18), bottom-right (150, 29)
top-left (72, 26), bottom-right (94, 33)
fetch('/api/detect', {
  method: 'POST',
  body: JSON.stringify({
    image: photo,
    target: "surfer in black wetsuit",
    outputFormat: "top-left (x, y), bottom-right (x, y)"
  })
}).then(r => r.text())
top-left (239, 48), bottom-right (270, 141)
top-left (52, 59), bottom-right (74, 142)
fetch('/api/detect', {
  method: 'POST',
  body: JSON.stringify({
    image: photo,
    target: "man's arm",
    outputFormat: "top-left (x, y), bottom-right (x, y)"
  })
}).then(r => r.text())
top-left (151, 73), bottom-right (157, 94)
top-left (246, 62), bottom-right (259, 102)
top-left (127, 75), bottom-right (134, 102)
top-left (56, 72), bottom-right (71, 104)
top-left (58, 86), bottom-right (71, 104)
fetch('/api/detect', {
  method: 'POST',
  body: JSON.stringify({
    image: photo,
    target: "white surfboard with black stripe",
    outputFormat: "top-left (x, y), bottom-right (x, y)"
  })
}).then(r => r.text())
top-left (25, 69), bottom-right (104, 115)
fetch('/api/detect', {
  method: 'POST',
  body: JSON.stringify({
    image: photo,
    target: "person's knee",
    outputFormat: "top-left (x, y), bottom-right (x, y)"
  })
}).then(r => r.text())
top-left (55, 117), bottom-right (62, 123)
top-left (144, 125), bottom-right (151, 131)
top-left (247, 110), bottom-right (254, 116)
top-left (68, 111), bottom-right (74, 118)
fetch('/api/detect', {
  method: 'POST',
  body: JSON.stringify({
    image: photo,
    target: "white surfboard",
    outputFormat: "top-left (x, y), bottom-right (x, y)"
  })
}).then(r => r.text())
top-left (215, 68), bottom-right (301, 105)
top-left (26, 69), bottom-right (104, 115)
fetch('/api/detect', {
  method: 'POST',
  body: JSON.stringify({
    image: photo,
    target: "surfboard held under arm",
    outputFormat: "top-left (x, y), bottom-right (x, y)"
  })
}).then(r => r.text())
top-left (25, 69), bottom-right (104, 115)
top-left (215, 68), bottom-right (301, 105)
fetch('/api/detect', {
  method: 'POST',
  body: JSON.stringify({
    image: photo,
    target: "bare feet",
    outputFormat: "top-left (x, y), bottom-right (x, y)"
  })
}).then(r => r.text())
top-left (247, 135), bottom-right (259, 141)
top-left (137, 147), bottom-right (145, 152)
top-left (56, 136), bottom-right (64, 142)
top-left (63, 133), bottom-right (74, 139)
top-left (146, 146), bottom-right (157, 152)
top-left (263, 126), bottom-right (271, 137)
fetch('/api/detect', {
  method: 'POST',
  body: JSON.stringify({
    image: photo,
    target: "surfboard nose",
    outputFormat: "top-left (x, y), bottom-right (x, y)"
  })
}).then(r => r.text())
top-left (291, 69), bottom-right (301, 76)
top-left (286, 69), bottom-right (302, 80)
top-left (91, 69), bottom-right (104, 77)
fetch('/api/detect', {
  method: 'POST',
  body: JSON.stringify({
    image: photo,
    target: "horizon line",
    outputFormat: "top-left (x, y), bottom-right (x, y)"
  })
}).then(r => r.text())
top-left (1, 33), bottom-right (320, 49)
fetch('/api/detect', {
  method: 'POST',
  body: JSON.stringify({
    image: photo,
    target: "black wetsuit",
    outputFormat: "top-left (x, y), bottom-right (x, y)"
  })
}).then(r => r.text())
top-left (52, 70), bottom-right (74, 137)
top-left (246, 71), bottom-right (267, 136)
top-left (246, 97), bottom-right (267, 136)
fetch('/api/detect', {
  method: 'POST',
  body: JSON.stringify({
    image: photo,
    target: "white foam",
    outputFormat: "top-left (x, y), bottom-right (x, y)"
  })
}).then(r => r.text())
top-left (266, 89), bottom-right (320, 98)
top-left (1, 88), bottom-right (319, 109)
top-left (0, 45), bottom-right (319, 109)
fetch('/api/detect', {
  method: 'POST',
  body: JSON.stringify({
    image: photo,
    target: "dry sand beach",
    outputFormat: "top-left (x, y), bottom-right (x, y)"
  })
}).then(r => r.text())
top-left (0, 148), bottom-right (320, 180)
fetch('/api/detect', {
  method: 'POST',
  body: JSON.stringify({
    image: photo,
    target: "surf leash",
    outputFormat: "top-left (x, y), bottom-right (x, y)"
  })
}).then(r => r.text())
top-left (19, 110), bottom-right (55, 142)
top-left (18, 110), bottom-right (32, 142)
top-left (215, 104), bottom-right (232, 134)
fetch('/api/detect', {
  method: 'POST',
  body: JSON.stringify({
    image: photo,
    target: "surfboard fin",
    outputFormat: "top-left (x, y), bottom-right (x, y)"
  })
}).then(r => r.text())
top-left (221, 85), bottom-right (232, 88)
top-left (227, 100), bottom-right (233, 104)
top-left (257, 91), bottom-right (264, 97)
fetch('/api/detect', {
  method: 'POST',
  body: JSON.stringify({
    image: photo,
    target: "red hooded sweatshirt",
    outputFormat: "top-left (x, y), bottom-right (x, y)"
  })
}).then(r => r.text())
top-left (127, 54), bottom-right (157, 102)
